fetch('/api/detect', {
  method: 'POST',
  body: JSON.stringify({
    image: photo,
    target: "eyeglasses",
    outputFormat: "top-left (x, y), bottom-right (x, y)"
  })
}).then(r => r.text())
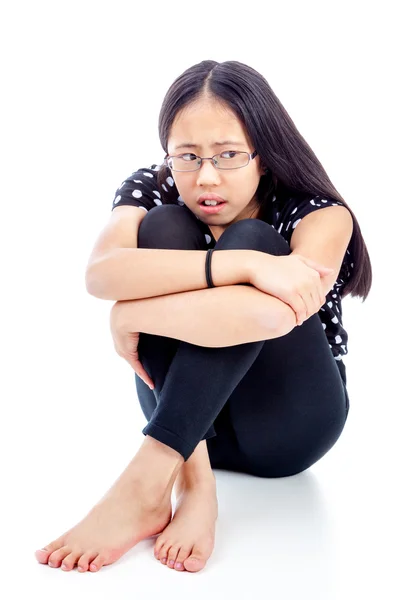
top-left (164, 150), bottom-right (258, 172)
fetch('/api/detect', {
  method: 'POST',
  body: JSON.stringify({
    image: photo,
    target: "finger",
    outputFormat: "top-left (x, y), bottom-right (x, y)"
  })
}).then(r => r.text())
top-left (302, 293), bottom-right (312, 322)
top-left (304, 258), bottom-right (334, 273)
top-left (132, 359), bottom-right (155, 389)
top-left (309, 273), bottom-right (327, 308)
top-left (319, 283), bottom-right (325, 307)
top-left (294, 294), bottom-right (307, 326)
top-left (310, 290), bottom-right (321, 315)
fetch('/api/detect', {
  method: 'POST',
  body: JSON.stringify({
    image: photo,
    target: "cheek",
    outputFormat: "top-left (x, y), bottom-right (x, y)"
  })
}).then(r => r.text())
top-left (172, 176), bottom-right (188, 196)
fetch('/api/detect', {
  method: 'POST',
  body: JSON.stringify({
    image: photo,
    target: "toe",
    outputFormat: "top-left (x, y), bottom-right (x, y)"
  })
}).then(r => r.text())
top-left (35, 549), bottom-right (51, 564)
top-left (159, 545), bottom-right (171, 566)
top-left (61, 551), bottom-right (82, 571)
top-left (89, 554), bottom-right (104, 572)
top-left (154, 539), bottom-right (165, 560)
top-left (48, 546), bottom-right (71, 568)
top-left (184, 548), bottom-right (207, 573)
top-left (35, 538), bottom-right (65, 563)
top-left (166, 545), bottom-right (180, 569)
top-left (77, 551), bottom-right (98, 573)
top-left (174, 547), bottom-right (191, 571)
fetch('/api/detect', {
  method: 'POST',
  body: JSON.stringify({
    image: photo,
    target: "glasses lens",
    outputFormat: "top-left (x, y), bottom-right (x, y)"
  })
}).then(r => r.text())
top-left (168, 152), bottom-right (249, 171)
top-left (215, 151), bottom-right (250, 169)
top-left (168, 154), bottom-right (200, 171)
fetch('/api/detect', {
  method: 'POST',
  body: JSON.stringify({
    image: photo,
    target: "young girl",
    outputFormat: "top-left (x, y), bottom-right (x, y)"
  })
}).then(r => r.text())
top-left (35, 60), bottom-right (372, 575)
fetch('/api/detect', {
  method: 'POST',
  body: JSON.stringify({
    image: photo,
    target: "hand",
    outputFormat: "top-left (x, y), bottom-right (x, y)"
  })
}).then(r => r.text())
top-left (109, 302), bottom-right (155, 390)
top-left (248, 252), bottom-right (334, 326)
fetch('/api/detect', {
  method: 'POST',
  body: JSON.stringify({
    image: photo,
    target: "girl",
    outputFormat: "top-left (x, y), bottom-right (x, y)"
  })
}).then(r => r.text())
top-left (35, 60), bottom-right (372, 575)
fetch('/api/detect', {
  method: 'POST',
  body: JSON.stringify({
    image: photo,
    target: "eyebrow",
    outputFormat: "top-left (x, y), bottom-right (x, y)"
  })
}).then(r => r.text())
top-left (174, 140), bottom-right (246, 151)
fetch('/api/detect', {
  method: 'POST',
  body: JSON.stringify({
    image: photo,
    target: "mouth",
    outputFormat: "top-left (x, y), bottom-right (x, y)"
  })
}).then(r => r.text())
top-left (198, 201), bottom-right (227, 214)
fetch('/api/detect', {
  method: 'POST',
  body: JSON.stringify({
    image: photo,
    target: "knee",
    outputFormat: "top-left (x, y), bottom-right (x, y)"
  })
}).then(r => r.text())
top-left (137, 204), bottom-right (209, 250)
top-left (216, 218), bottom-right (291, 257)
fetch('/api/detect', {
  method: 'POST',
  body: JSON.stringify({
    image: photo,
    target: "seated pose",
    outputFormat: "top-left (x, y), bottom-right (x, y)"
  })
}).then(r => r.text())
top-left (35, 59), bottom-right (372, 575)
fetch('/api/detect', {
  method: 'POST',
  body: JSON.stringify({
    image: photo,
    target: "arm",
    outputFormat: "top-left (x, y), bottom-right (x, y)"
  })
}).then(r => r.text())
top-left (113, 284), bottom-right (291, 348)
top-left (87, 248), bottom-right (254, 301)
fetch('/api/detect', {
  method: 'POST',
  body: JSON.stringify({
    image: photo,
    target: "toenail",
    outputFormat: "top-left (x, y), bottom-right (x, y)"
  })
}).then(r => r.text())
top-left (168, 560), bottom-right (175, 566)
top-left (176, 563), bottom-right (183, 569)
top-left (161, 558), bottom-right (167, 564)
top-left (48, 562), bottom-right (55, 567)
top-left (61, 564), bottom-right (68, 570)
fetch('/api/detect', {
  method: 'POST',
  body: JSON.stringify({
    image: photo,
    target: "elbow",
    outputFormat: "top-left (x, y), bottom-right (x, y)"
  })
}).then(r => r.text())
top-left (260, 299), bottom-right (298, 339)
top-left (85, 265), bottom-right (107, 299)
top-left (278, 306), bottom-right (298, 336)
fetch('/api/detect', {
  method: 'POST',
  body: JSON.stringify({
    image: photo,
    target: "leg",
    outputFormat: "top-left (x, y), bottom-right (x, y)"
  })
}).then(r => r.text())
top-left (135, 204), bottom-right (218, 444)
top-left (223, 307), bottom-right (349, 477)
top-left (136, 208), bottom-right (284, 464)
top-left (136, 207), bottom-right (348, 475)
top-left (134, 206), bottom-right (349, 573)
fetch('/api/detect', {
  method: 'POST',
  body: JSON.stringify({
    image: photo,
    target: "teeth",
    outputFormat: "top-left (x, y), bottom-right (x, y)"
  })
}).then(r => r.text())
top-left (204, 200), bottom-right (219, 206)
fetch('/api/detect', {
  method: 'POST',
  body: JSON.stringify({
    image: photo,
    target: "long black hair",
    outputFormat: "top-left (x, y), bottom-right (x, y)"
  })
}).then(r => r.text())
top-left (156, 60), bottom-right (372, 301)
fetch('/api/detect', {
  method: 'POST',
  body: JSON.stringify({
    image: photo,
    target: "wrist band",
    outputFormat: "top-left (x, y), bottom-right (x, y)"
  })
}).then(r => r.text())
top-left (206, 249), bottom-right (215, 288)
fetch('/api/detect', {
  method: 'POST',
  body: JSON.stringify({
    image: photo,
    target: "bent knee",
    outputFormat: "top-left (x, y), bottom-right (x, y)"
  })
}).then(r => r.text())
top-left (216, 218), bottom-right (291, 256)
top-left (137, 204), bottom-right (209, 250)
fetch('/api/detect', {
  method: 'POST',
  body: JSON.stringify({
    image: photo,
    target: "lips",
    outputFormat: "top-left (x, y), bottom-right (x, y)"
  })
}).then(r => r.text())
top-left (197, 193), bottom-right (226, 204)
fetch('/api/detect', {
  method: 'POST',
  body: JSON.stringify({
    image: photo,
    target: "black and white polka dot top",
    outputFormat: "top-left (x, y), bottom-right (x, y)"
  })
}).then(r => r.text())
top-left (111, 164), bottom-right (354, 364)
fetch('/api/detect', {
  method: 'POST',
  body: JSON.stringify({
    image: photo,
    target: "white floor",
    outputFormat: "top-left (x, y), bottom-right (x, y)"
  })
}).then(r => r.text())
top-left (3, 288), bottom-right (398, 600)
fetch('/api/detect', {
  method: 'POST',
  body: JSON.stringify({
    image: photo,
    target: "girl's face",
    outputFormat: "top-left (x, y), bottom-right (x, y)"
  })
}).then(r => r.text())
top-left (167, 99), bottom-right (265, 241)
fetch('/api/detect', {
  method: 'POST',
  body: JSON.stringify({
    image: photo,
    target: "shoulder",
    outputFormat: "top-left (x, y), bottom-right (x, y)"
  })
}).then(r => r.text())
top-left (111, 163), bottom-right (180, 212)
top-left (274, 190), bottom-right (346, 238)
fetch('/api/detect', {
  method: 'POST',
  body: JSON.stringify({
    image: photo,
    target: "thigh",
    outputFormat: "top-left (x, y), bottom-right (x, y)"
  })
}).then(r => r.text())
top-left (225, 311), bottom-right (349, 477)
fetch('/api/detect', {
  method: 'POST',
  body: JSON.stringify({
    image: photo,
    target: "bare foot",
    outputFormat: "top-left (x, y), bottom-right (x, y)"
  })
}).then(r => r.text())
top-left (153, 479), bottom-right (218, 573)
top-left (34, 467), bottom-right (174, 572)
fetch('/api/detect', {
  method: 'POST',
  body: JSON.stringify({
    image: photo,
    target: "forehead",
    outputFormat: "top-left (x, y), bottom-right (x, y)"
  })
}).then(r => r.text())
top-left (168, 100), bottom-right (249, 151)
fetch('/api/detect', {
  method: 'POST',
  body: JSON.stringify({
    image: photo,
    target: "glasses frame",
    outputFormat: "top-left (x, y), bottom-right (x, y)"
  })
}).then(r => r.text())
top-left (164, 150), bottom-right (258, 172)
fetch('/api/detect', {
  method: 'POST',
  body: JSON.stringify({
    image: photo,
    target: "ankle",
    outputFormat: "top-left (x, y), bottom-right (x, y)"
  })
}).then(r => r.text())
top-left (175, 468), bottom-right (216, 496)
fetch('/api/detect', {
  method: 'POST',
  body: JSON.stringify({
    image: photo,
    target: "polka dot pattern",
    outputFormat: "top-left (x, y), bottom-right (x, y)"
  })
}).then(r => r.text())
top-left (274, 192), bottom-right (353, 361)
top-left (111, 166), bottom-right (354, 360)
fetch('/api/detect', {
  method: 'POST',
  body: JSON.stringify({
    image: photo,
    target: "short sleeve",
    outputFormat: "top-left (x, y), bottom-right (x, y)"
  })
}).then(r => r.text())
top-left (274, 193), bottom-right (354, 285)
top-left (275, 194), bottom-right (345, 245)
top-left (111, 164), bottom-right (179, 213)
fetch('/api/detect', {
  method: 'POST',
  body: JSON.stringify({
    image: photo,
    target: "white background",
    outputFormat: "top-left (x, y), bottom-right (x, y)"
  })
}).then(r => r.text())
top-left (1, 1), bottom-right (399, 598)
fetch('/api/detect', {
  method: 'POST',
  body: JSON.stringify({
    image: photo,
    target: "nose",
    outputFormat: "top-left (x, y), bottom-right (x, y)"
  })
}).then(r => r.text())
top-left (195, 159), bottom-right (221, 185)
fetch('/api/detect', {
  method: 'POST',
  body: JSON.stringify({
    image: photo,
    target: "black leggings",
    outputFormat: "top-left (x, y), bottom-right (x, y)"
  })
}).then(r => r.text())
top-left (135, 204), bottom-right (350, 478)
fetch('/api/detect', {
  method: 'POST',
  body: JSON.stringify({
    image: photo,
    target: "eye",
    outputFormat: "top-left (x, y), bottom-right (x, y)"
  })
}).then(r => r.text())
top-left (220, 151), bottom-right (238, 158)
top-left (179, 153), bottom-right (198, 161)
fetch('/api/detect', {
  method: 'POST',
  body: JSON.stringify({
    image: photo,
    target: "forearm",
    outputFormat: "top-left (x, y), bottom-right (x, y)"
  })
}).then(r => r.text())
top-left (86, 248), bottom-right (254, 301)
top-left (115, 284), bottom-right (288, 348)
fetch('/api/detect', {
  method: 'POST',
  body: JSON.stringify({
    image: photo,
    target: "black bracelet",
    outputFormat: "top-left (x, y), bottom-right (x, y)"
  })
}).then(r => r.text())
top-left (206, 249), bottom-right (215, 288)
